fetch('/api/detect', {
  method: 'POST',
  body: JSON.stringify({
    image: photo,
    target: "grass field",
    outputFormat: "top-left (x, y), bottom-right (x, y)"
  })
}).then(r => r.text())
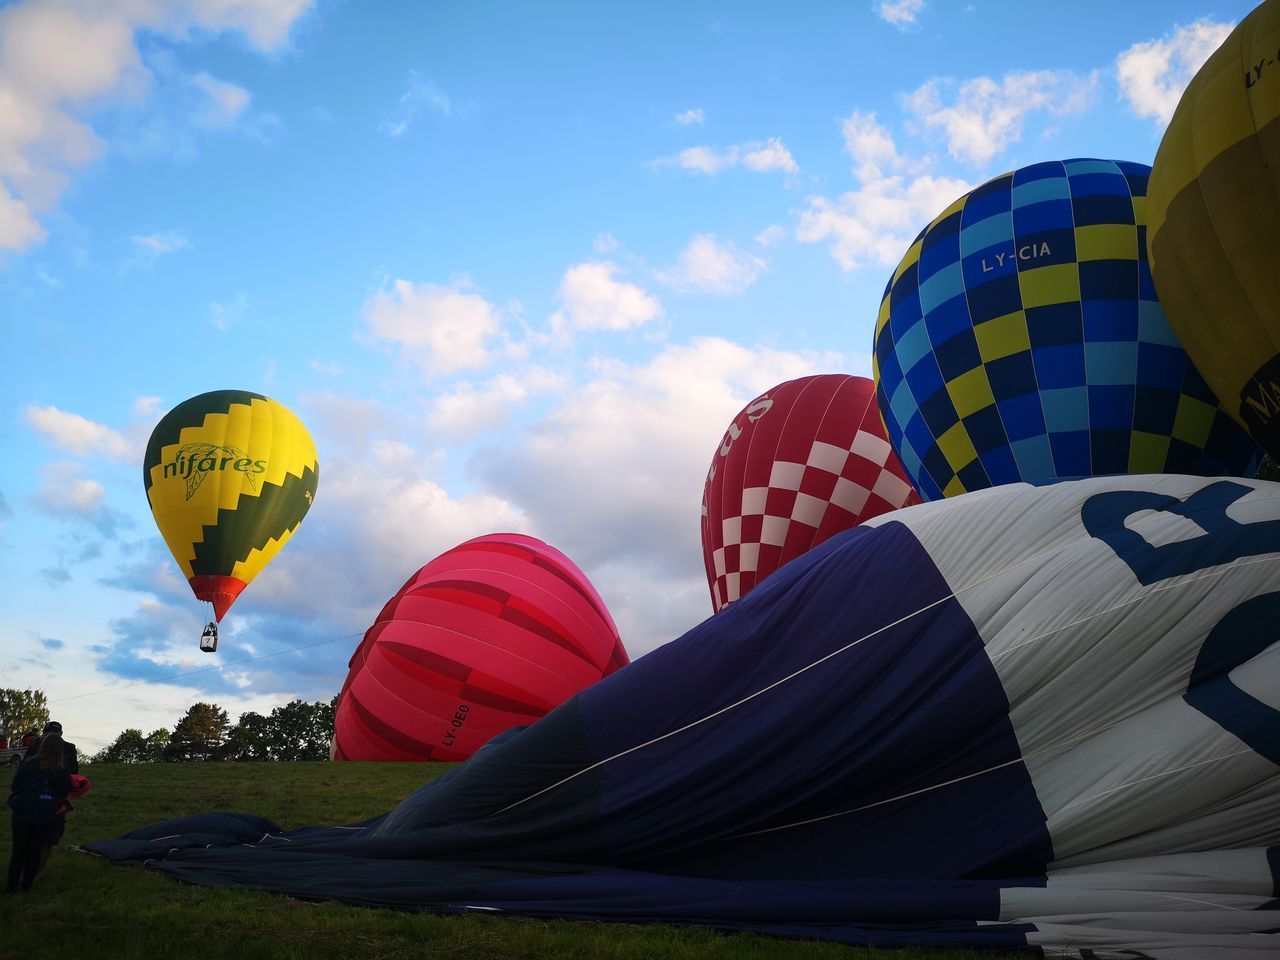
top-left (0, 762), bottom-right (1036, 960)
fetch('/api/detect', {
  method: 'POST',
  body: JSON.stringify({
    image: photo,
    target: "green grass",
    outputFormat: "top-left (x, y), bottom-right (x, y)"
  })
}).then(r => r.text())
top-left (0, 762), bottom-right (1034, 960)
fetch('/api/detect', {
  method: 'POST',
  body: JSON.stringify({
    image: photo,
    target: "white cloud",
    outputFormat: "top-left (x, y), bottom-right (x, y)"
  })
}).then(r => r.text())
top-left (0, 0), bottom-right (312, 253)
top-left (192, 71), bottom-right (250, 127)
top-left (470, 337), bottom-right (847, 656)
top-left (677, 145), bottom-right (737, 174)
top-left (57, 591), bottom-right (322, 752)
top-left (363, 278), bottom-right (503, 377)
top-left (35, 460), bottom-right (105, 516)
top-left (241, 392), bottom-right (530, 625)
top-left (754, 224), bottom-right (787, 247)
top-left (0, 190), bottom-right (45, 250)
top-left (428, 379), bottom-right (524, 440)
top-left (593, 232), bottom-right (620, 253)
top-left (658, 234), bottom-right (765, 294)
top-left (308, 358), bottom-right (344, 377)
top-left (24, 405), bottom-right (132, 460)
top-left (109, 54), bottom-right (279, 160)
top-left (426, 370), bottom-right (564, 441)
top-left (549, 262), bottom-right (662, 339)
top-left (132, 396), bottom-right (164, 418)
top-left (1116, 18), bottom-right (1234, 127)
top-left (842, 108), bottom-right (908, 181)
top-left (210, 293), bottom-right (247, 331)
top-left (132, 230), bottom-right (190, 255)
top-left (347, 463), bottom-right (524, 581)
top-left (379, 70), bottom-right (452, 137)
top-left (289, 346), bottom-right (856, 654)
top-left (904, 70), bottom-right (1099, 166)
top-left (675, 108), bottom-right (705, 126)
top-left (61, 337), bottom-right (854, 723)
top-left (796, 111), bottom-right (971, 271)
top-left (171, 0), bottom-right (314, 50)
top-left (741, 137), bottom-right (799, 173)
top-left (54, 387), bottom-right (531, 746)
top-left (879, 0), bottom-right (925, 28)
top-left (665, 138), bottom-right (798, 175)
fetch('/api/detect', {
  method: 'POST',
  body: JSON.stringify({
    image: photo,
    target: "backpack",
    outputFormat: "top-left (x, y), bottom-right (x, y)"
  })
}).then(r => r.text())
top-left (7, 772), bottom-right (58, 820)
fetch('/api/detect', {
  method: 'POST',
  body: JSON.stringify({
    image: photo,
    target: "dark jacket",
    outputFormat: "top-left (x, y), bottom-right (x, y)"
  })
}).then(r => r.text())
top-left (9, 757), bottom-right (72, 824)
top-left (23, 739), bottom-right (78, 775)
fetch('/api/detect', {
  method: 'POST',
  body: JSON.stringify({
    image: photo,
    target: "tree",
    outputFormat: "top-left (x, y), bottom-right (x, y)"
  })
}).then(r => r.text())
top-left (267, 698), bottom-right (335, 761)
top-left (143, 728), bottom-right (169, 762)
top-left (224, 711), bottom-right (273, 761)
top-left (1258, 455), bottom-right (1280, 482)
top-left (165, 703), bottom-right (229, 762)
top-left (92, 727), bottom-right (171, 763)
top-left (93, 728), bottom-right (148, 763)
top-left (223, 698), bottom-right (336, 761)
top-left (0, 688), bottom-right (49, 740)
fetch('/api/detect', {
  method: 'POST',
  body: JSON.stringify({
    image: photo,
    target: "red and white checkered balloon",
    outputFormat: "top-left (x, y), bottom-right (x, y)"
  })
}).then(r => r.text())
top-left (701, 374), bottom-right (920, 613)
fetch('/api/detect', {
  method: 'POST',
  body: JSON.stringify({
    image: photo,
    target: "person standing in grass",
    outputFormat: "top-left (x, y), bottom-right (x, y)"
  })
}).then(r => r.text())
top-left (5, 733), bottom-right (72, 893)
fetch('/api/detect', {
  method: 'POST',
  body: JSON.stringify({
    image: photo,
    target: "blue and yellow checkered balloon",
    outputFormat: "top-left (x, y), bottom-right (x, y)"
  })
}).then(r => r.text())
top-left (873, 159), bottom-right (1260, 502)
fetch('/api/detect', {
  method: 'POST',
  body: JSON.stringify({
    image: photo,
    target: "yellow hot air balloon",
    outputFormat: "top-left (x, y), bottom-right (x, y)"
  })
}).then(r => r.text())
top-left (143, 390), bottom-right (319, 649)
top-left (1147, 0), bottom-right (1280, 458)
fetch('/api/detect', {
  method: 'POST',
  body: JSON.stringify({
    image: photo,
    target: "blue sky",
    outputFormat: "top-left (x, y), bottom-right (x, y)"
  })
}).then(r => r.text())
top-left (0, 0), bottom-right (1257, 752)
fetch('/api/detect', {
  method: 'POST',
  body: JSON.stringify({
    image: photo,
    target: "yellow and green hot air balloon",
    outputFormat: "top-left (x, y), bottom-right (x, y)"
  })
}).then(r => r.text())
top-left (143, 390), bottom-right (319, 634)
top-left (1147, 0), bottom-right (1280, 458)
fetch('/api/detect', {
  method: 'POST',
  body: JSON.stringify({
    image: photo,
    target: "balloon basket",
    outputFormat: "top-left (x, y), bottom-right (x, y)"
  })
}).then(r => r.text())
top-left (199, 622), bottom-right (219, 654)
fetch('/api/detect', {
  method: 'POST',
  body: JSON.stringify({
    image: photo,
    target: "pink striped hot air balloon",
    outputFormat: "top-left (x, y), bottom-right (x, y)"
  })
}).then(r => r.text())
top-left (332, 533), bottom-right (628, 762)
top-left (701, 374), bottom-right (919, 613)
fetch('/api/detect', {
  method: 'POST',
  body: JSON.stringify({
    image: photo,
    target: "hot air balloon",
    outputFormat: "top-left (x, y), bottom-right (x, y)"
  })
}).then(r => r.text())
top-left (90, 474), bottom-right (1280, 958)
top-left (332, 533), bottom-right (628, 762)
top-left (701, 374), bottom-right (918, 613)
top-left (1147, 0), bottom-right (1280, 460)
top-left (143, 390), bottom-right (319, 652)
top-left (874, 158), bottom-right (1260, 502)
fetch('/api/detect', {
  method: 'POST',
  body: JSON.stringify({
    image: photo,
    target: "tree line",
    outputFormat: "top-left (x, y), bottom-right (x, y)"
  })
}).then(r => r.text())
top-left (93, 697), bottom-right (337, 762)
top-left (2, 688), bottom-right (337, 763)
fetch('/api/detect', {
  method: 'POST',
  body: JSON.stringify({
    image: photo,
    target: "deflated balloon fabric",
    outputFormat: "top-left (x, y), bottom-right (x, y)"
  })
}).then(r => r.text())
top-left (88, 474), bottom-right (1280, 959)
